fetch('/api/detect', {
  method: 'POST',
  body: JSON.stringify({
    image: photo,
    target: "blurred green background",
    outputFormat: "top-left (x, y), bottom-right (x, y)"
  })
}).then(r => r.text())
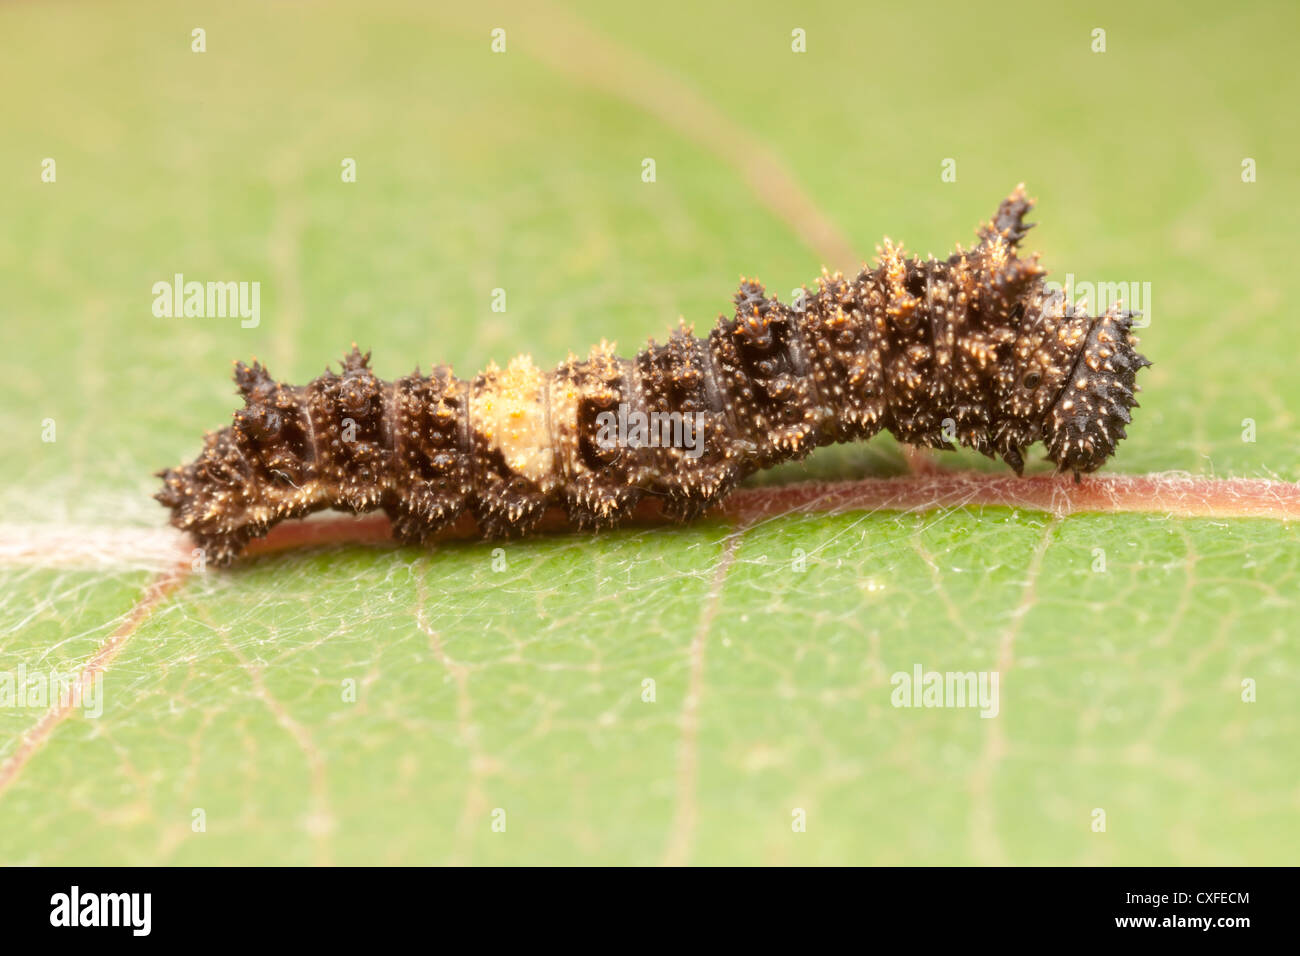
top-left (0, 0), bottom-right (1296, 864)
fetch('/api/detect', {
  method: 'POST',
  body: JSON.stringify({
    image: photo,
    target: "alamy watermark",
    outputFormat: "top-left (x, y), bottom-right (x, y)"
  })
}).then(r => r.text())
top-left (152, 273), bottom-right (260, 328)
top-left (890, 664), bottom-right (999, 718)
top-left (1043, 273), bottom-right (1151, 328)
top-left (594, 402), bottom-right (706, 459)
top-left (50, 886), bottom-right (150, 936)
top-left (0, 665), bottom-right (103, 718)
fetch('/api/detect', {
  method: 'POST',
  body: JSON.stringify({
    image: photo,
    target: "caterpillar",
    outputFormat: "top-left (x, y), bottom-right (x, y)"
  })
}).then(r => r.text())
top-left (156, 185), bottom-right (1150, 566)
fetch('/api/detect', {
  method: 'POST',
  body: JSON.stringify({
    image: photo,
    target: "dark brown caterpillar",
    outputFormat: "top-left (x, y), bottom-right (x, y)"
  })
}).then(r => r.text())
top-left (156, 185), bottom-right (1150, 565)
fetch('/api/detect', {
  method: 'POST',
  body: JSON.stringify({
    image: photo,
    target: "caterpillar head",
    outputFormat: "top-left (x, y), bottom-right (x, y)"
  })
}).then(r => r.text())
top-left (991, 289), bottom-right (1149, 476)
top-left (1042, 307), bottom-right (1151, 477)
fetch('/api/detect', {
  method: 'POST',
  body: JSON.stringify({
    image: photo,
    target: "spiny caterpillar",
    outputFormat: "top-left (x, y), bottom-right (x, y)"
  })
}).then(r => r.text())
top-left (156, 185), bottom-right (1150, 565)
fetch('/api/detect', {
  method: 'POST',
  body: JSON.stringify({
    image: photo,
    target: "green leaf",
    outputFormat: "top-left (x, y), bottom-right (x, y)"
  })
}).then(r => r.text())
top-left (1, 0), bottom-right (1296, 864)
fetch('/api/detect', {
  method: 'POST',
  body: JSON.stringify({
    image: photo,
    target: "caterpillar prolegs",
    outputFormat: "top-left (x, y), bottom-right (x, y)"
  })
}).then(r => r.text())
top-left (156, 185), bottom-right (1150, 565)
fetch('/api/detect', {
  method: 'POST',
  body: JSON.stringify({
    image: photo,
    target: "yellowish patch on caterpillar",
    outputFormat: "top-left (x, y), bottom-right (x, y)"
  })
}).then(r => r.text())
top-left (471, 354), bottom-right (555, 486)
